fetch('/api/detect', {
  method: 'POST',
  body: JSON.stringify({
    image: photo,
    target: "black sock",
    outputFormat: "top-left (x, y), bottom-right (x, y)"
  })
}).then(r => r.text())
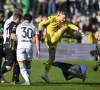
top-left (0, 66), bottom-right (7, 75)
top-left (12, 62), bottom-right (20, 82)
top-left (0, 56), bottom-right (3, 78)
top-left (0, 56), bottom-right (2, 68)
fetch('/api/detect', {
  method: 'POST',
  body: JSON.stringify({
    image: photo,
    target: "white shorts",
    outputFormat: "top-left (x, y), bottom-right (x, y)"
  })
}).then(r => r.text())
top-left (17, 48), bottom-right (33, 61)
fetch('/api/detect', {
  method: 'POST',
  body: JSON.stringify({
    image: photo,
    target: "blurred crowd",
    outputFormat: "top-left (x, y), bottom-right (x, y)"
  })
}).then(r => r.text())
top-left (1, 0), bottom-right (100, 44)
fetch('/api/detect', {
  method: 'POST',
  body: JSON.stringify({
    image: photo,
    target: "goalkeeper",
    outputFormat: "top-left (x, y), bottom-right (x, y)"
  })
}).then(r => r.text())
top-left (38, 11), bottom-right (85, 83)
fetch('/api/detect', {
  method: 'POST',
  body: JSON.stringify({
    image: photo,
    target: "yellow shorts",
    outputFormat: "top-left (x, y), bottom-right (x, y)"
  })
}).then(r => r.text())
top-left (45, 29), bottom-right (62, 49)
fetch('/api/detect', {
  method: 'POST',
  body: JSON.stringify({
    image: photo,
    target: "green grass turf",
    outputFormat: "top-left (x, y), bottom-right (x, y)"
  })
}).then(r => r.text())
top-left (0, 60), bottom-right (100, 90)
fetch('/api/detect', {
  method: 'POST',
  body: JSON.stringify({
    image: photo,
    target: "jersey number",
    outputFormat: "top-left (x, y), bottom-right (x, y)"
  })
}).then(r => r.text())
top-left (21, 27), bottom-right (33, 38)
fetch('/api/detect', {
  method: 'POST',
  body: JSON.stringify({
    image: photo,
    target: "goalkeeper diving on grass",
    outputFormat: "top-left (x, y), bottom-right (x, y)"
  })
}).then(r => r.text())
top-left (38, 11), bottom-right (85, 83)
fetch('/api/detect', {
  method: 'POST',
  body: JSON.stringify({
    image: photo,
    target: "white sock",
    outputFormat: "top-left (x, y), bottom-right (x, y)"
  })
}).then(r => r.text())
top-left (43, 73), bottom-right (48, 76)
top-left (26, 66), bottom-right (31, 78)
top-left (20, 66), bottom-right (29, 82)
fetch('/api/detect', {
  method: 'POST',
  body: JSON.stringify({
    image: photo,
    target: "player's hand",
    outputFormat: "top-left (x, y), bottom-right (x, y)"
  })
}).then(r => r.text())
top-left (78, 28), bottom-right (85, 36)
top-left (36, 51), bottom-right (40, 59)
top-left (38, 31), bottom-right (43, 40)
top-left (98, 56), bottom-right (100, 61)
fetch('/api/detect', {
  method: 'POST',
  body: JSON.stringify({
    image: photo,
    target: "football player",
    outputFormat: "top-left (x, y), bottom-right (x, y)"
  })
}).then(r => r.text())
top-left (38, 11), bottom-right (84, 83)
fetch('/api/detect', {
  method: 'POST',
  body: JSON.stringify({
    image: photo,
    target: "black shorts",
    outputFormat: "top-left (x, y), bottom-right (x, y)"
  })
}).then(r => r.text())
top-left (0, 47), bottom-right (5, 58)
top-left (5, 48), bottom-right (17, 67)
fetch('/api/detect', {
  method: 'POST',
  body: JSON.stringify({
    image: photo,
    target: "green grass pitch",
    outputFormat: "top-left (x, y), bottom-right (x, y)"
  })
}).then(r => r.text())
top-left (0, 60), bottom-right (100, 90)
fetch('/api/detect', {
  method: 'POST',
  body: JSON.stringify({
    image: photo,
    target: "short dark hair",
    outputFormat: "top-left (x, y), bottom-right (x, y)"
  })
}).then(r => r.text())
top-left (23, 14), bottom-right (33, 21)
top-left (0, 9), bottom-right (4, 17)
top-left (13, 13), bottom-right (22, 20)
top-left (13, 8), bottom-right (23, 14)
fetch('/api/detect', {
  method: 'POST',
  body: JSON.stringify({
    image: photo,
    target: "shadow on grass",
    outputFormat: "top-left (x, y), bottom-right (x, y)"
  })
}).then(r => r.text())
top-left (0, 81), bottom-right (100, 87)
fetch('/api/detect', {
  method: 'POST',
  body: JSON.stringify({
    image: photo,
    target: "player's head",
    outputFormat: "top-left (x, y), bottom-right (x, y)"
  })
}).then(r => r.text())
top-left (58, 11), bottom-right (67, 22)
top-left (13, 13), bottom-right (22, 24)
top-left (95, 31), bottom-right (100, 41)
top-left (0, 10), bottom-right (4, 22)
top-left (13, 8), bottom-right (23, 15)
top-left (23, 14), bottom-right (33, 23)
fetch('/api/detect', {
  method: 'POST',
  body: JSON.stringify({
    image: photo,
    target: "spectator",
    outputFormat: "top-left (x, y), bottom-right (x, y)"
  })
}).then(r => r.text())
top-left (77, 11), bottom-right (86, 29)
top-left (36, 0), bottom-right (47, 17)
top-left (90, 12), bottom-right (98, 26)
top-left (3, 0), bottom-right (14, 19)
top-left (57, 0), bottom-right (68, 13)
top-left (82, 18), bottom-right (98, 44)
top-left (70, 0), bottom-right (77, 18)
top-left (93, 0), bottom-right (99, 12)
top-left (0, 0), bottom-right (5, 9)
top-left (22, 0), bottom-right (30, 15)
top-left (96, 10), bottom-right (100, 30)
top-left (71, 15), bottom-right (79, 26)
top-left (16, 0), bottom-right (23, 10)
top-left (47, 0), bottom-right (56, 16)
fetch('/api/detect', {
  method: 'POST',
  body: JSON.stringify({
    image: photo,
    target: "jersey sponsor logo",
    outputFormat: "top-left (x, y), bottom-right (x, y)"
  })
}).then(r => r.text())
top-left (21, 40), bottom-right (32, 42)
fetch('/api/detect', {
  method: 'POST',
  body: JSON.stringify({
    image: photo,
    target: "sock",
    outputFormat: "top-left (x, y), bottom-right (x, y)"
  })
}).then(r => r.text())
top-left (20, 66), bottom-right (29, 82)
top-left (0, 66), bottom-right (7, 75)
top-left (26, 66), bottom-right (31, 78)
top-left (12, 62), bottom-right (20, 82)
top-left (0, 56), bottom-right (2, 68)
top-left (44, 59), bottom-right (53, 74)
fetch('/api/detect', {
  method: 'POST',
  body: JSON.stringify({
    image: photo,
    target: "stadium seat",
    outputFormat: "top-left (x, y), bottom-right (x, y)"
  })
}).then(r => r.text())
top-left (60, 38), bottom-right (69, 43)
top-left (69, 38), bottom-right (78, 43)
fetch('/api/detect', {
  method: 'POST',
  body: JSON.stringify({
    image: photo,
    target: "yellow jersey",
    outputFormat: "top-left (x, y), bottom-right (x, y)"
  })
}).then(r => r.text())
top-left (38, 15), bottom-right (79, 37)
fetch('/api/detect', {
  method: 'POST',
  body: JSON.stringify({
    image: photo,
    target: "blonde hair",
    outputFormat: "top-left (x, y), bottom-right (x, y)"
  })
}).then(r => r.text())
top-left (95, 31), bottom-right (100, 35)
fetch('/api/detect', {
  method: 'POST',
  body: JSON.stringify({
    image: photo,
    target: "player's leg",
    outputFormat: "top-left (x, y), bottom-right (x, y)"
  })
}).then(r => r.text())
top-left (17, 49), bottom-right (30, 85)
top-left (0, 48), bottom-right (14, 78)
top-left (0, 47), bottom-right (3, 81)
top-left (0, 47), bottom-right (6, 83)
top-left (25, 49), bottom-right (33, 79)
top-left (51, 25), bottom-right (68, 44)
top-left (41, 48), bottom-right (56, 83)
top-left (11, 50), bottom-right (20, 84)
top-left (25, 60), bottom-right (31, 83)
top-left (0, 47), bottom-right (3, 73)
top-left (66, 28), bottom-right (75, 37)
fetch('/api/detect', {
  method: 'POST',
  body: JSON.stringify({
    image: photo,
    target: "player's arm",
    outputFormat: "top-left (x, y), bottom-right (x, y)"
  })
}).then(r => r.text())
top-left (65, 20), bottom-right (85, 36)
top-left (11, 33), bottom-right (17, 41)
top-left (38, 16), bottom-right (54, 39)
top-left (35, 35), bottom-right (40, 51)
top-left (0, 28), bottom-right (3, 37)
top-left (38, 16), bottom-right (54, 30)
top-left (11, 25), bottom-right (18, 41)
top-left (33, 27), bottom-right (40, 58)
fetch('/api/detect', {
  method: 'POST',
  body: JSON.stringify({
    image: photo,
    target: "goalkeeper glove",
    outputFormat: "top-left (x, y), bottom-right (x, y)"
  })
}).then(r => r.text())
top-left (38, 31), bottom-right (43, 40)
top-left (78, 28), bottom-right (85, 36)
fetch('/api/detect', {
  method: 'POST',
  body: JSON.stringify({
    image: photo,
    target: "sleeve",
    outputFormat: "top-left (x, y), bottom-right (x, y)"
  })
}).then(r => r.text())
top-left (16, 25), bottom-right (19, 36)
top-left (65, 20), bottom-right (79, 31)
top-left (11, 24), bottom-right (16, 34)
top-left (34, 27), bottom-right (39, 36)
top-left (38, 16), bottom-right (54, 30)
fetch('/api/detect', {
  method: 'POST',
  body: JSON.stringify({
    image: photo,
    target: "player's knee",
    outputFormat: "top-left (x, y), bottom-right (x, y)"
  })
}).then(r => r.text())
top-left (5, 66), bottom-right (12, 71)
top-left (61, 25), bottom-right (68, 31)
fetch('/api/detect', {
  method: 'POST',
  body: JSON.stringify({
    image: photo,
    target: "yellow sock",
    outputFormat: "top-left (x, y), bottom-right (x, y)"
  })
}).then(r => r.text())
top-left (44, 59), bottom-right (53, 74)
